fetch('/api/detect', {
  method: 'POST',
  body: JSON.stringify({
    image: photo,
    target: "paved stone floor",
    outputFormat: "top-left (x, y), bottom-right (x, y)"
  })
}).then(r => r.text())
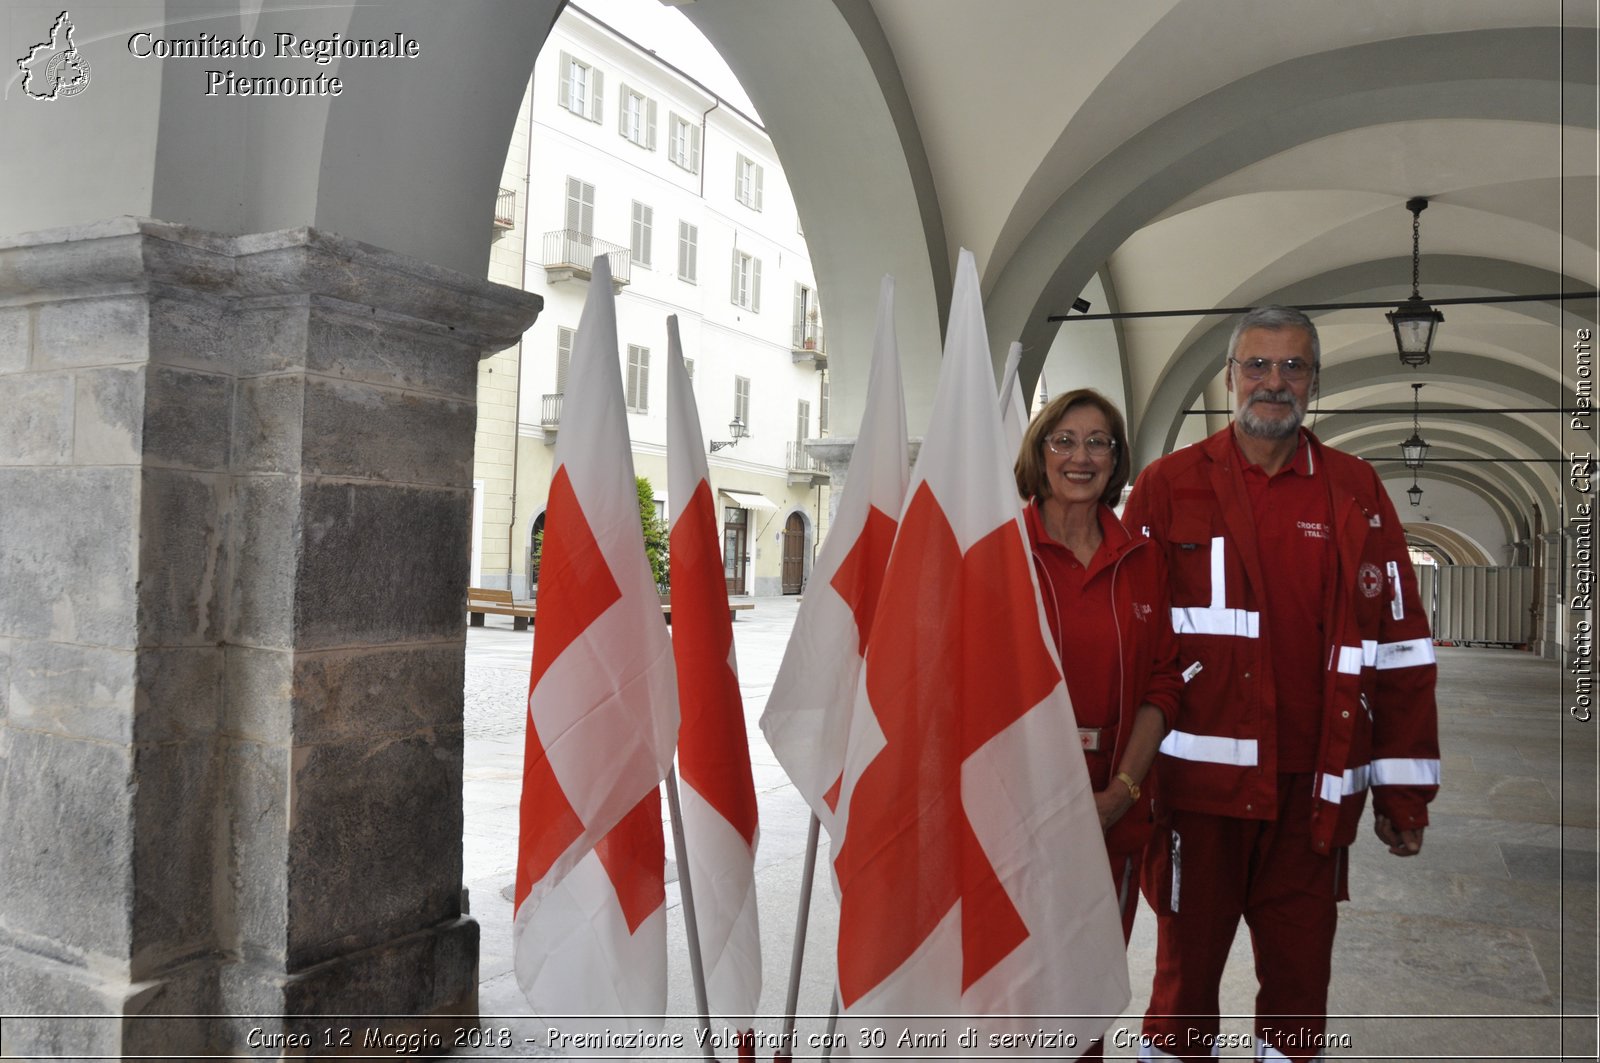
top-left (459, 596), bottom-right (1598, 1061)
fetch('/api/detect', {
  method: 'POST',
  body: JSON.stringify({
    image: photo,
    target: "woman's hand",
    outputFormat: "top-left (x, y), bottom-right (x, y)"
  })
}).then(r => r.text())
top-left (1094, 785), bottom-right (1134, 831)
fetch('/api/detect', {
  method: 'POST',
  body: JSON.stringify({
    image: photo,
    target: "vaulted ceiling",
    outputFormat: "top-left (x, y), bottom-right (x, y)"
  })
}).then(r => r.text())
top-left (680, 0), bottom-right (1597, 562)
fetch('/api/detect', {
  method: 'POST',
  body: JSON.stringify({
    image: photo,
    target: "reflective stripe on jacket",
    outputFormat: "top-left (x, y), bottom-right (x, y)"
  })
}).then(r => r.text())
top-left (1122, 427), bottom-right (1440, 852)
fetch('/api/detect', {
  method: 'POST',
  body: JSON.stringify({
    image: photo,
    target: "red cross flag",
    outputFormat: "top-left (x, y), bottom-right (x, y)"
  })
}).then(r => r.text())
top-left (664, 315), bottom-right (763, 1027)
top-left (831, 251), bottom-right (1129, 1048)
top-left (761, 276), bottom-right (908, 840)
top-left (513, 254), bottom-right (679, 1036)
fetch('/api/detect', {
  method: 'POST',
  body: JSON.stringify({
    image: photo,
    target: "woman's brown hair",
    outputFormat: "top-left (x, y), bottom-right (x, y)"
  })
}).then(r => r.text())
top-left (1013, 387), bottom-right (1131, 508)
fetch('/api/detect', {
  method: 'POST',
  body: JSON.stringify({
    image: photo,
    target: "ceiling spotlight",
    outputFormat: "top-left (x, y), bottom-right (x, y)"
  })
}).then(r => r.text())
top-left (1387, 197), bottom-right (1444, 367)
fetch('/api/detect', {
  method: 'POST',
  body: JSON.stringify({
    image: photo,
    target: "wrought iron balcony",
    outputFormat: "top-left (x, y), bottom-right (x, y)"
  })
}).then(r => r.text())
top-left (791, 316), bottom-right (827, 368)
top-left (493, 187), bottom-right (516, 231)
top-left (541, 230), bottom-right (631, 288)
top-left (786, 440), bottom-right (830, 486)
top-left (540, 393), bottom-right (563, 443)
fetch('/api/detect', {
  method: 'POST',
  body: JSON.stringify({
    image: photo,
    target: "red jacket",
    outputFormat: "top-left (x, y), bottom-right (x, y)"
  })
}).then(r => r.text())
top-left (1025, 501), bottom-right (1182, 855)
top-left (1122, 427), bottom-right (1440, 852)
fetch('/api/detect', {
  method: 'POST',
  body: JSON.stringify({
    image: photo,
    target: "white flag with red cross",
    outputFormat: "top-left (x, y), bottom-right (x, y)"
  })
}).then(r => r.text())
top-left (830, 251), bottom-right (1129, 1048)
top-left (513, 254), bottom-right (679, 1035)
top-left (761, 276), bottom-right (908, 841)
top-left (664, 315), bottom-right (763, 1027)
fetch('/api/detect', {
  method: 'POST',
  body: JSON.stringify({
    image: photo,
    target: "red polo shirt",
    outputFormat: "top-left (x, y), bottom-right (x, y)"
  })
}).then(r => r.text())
top-left (1027, 502), bottom-right (1122, 740)
top-left (1236, 429), bottom-right (1332, 772)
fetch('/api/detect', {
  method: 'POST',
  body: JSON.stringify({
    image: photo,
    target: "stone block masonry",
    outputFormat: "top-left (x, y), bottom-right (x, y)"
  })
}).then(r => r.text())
top-left (0, 219), bottom-right (541, 1057)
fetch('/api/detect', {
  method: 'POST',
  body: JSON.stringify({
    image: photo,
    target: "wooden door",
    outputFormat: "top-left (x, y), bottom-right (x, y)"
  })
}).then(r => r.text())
top-left (781, 512), bottom-right (806, 594)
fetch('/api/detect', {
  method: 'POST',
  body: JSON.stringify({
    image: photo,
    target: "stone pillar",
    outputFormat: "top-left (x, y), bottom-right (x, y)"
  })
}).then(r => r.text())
top-left (0, 219), bottom-right (541, 1056)
top-left (804, 437), bottom-right (922, 528)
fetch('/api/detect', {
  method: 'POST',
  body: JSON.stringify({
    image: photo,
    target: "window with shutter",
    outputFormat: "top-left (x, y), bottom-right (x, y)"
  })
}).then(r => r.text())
top-left (678, 222), bottom-right (698, 283)
top-left (731, 250), bottom-right (760, 310)
top-left (734, 376), bottom-right (751, 430)
top-left (627, 345), bottom-right (650, 413)
top-left (589, 68), bottom-right (604, 122)
top-left (620, 86), bottom-right (655, 148)
top-left (796, 400), bottom-right (810, 442)
top-left (565, 178), bottom-right (594, 238)
top-left (631, 202), bottom-right (653, 267)
top-left (555, 327), bottom-right (574, 394)
top-left (669, 115), bottom-right (699, 173)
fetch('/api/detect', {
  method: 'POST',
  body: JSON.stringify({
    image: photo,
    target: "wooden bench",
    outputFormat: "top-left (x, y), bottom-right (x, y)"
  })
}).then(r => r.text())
top-left (663, 601), bottom-right (756, 625)
top-left (466, 587), bottom-right (538, 631)
top-left (468, 587), bottom-right (754, 630)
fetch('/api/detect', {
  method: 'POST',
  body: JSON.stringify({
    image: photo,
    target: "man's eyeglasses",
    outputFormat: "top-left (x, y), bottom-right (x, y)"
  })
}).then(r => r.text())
top-left (1230, 356), bottom-right (1316, 382)
top-left (1046, 434), bottom-right (1116, 458)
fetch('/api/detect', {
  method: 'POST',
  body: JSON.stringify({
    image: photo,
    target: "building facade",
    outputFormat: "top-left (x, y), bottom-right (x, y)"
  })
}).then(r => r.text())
top-left (473, 5), bottom-right (831, 599)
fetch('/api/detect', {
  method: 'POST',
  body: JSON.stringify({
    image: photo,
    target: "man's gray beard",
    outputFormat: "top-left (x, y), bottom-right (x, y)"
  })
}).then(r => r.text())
top-left (1237, 389), bottom-right (1304, 439)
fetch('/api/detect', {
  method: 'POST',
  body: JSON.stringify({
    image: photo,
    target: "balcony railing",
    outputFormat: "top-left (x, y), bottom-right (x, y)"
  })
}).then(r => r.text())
top-left (791, 316), bottom-right (827, 368)
top-left (542, 230), bottom-right (632, 286)
top-left (540, 393), bottom-right (563, 443)
top-left (493, 187), bottom-right (516, 231)
top-left (786, 441), bottom-right (830, 486)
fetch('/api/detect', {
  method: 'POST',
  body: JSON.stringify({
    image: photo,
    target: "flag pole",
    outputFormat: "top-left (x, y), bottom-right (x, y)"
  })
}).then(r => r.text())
top-left (820, 987), bottom-right (840, 1061)
top-left (666, 765), bottom-right (717, 1061)
top-left (774, 812), bottom-right (822, 1061)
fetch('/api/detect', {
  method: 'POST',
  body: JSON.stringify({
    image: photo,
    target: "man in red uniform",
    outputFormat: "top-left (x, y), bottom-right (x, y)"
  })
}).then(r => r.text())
top-left (1123, 306), bottom-right (1440, 1063)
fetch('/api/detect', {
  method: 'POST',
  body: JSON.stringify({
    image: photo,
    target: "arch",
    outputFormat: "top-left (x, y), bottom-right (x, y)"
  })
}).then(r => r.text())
top-left (1133, 255), bottom-right (1595, 465)
top-left (1403, 522), bottom-right (1494, 567)
top-left (1372, 460), bottom-right (1525, 552)
top-left (5, 1), bottom-right (564, 275)
top-left (678, 0), bottom-right (948, 434)
top-left (985, 26), bottom-right (1595, 376)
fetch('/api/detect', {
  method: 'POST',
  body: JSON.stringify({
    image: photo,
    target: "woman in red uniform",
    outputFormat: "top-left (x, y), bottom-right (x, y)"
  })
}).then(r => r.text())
top-left (1015, 389), bottom-right (1181, 1054)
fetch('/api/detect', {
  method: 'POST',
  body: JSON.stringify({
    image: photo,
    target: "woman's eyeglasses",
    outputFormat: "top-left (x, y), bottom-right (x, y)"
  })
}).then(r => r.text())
top-left (1046, 434), bottom-right (1116, 458)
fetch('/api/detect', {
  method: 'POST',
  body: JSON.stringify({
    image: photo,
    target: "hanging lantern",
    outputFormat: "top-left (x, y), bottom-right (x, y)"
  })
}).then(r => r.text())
top-left (1387, 197), bottom-right (1444, 367)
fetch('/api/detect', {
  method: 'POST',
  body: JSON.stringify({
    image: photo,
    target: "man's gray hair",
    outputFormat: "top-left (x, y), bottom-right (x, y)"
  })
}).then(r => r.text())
top-left (1227, 305), bottom-right (1321, 367)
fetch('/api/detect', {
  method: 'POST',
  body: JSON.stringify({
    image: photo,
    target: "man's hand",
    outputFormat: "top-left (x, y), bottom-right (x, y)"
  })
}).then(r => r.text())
top-left (1374, 814), bottom-right (1424, 856)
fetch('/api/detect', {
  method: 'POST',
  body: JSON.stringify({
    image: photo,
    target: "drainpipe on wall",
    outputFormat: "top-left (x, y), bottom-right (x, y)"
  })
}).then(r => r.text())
top-left (698, 98), bottom-right (719, 199)
top-left (507, 82), bottom-right (537, 595)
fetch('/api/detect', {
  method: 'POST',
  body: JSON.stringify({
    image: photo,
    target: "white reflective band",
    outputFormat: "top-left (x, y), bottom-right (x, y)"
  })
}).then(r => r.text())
top-left (1371, 757), bottom-right (1441, 786)
top-left (1333, 640), bottom-right (1378, 675)
top-left (1256, 1039), bottom-right (1323, 1063)
top-left (1160, 729), bottom-right (1259, 766)
top-left (1173, 606), bottom-right (1262, 637)
top-left (1375, 637), bottom-right (1436, 669)
top-left (1210, 535), bottom-right (1226, 607)
top-left (1317, 765), bottom-right (1371, 803)
top-left (1173, 536), bottom-right (1261, 637)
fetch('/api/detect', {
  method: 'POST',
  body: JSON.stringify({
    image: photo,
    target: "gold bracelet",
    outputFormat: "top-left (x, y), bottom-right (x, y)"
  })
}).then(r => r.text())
top-left (1114, 771), bottom-right (1141, 801)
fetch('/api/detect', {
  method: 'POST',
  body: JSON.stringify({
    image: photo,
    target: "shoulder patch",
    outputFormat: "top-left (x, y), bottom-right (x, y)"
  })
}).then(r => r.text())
top-left (1358, 562), bottom-right (1384, 597)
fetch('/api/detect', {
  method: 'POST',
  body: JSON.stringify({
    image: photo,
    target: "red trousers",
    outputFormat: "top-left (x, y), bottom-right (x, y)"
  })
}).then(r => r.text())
top-left (1139, 775), bottom-right (1345, 1063)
